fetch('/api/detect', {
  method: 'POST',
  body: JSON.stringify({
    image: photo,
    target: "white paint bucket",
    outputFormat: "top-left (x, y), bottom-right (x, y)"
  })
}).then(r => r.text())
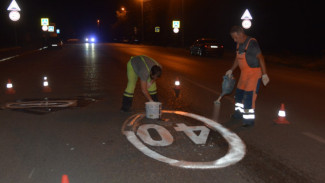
top-left (145, 102), bottom-right (162, 119)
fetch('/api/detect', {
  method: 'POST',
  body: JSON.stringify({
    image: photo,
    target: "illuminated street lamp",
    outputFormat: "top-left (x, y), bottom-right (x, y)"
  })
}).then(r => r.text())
top-left (141, 0), bottom-right (144, 42)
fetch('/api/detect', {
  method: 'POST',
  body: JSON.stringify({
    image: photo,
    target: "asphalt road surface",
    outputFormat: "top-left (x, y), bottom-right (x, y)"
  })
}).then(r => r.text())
top-left (0, 43), bottom-right (324, 183)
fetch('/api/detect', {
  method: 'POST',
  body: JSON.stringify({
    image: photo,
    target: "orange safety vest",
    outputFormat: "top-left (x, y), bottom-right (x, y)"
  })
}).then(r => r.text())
top-left (236, 38), bottom-right (262, 109)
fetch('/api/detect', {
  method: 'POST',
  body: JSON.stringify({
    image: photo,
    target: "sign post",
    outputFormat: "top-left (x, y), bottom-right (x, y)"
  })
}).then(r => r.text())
top-left (241, 9), bottom-right (253, 29)
top-left (172, 20), bottom-right (180, 34)
top-left (7, 0), bottom-right (21, 45)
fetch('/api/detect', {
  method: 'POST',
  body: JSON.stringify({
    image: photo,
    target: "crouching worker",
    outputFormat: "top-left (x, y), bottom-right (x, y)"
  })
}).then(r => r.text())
top-left (121, 55), bottom-right (162, 112)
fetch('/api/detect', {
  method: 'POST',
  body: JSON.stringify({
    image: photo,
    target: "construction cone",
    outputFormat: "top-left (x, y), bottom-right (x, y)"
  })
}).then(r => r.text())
top-left (174, 77), bottom-right (180, 90)
top-left (42, 76), bottom-right (52, 93)
top-left (174, 77), bottom-right (180, 98)
top-left (61, 174), bottom-right (69, 183)
top-left (274, 103), bottom-right (290, 124)
top-left (6, 79), bottom-right (16, 94)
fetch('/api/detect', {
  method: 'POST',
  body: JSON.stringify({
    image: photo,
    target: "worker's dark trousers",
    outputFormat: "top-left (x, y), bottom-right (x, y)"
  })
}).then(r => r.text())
top-left (121, 96), bottom-right (133, 112)
top-left (121, 94), bottom-right (158, 112)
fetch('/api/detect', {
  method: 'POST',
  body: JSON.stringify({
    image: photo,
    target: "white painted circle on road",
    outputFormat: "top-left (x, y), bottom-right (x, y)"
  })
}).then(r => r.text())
top-left (122, 110), bottom-right (246, 169)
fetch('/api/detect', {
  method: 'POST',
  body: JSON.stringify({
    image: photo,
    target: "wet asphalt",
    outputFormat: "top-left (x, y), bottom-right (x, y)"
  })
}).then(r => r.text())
top-left (0, 43), bottom-right (324, 182)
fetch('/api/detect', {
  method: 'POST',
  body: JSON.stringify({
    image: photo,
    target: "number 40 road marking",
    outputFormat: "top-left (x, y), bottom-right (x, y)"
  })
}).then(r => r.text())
top-left (122, 110), bottom-right (246, 169)
top-left (137, 123), bottom-right (210, 146)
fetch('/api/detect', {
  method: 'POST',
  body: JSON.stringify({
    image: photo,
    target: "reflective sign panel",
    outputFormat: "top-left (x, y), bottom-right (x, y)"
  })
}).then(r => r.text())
top-left (155, 26), bottom-right (160, 33)
top-left (172, 20), bottom-right (180, 28)
top-left (242, 19), bottom-right (252, 29)
top-left (7, 0), bottom-right (21, 11)
top-left (9, 11), bottom-right (20, 21)
top-left (41, 18), bottom-right (49, 26)
top-left (48, 26), bottom-right (55, 32)
top-left (241, 9), bottom-right (253, 20)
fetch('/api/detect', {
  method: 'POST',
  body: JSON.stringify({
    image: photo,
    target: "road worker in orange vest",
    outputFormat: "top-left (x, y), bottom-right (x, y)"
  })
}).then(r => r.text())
top-left (226, 26), bottom-right (270, 127)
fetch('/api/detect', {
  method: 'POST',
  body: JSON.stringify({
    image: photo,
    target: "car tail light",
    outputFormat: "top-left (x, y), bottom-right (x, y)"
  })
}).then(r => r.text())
top-left (204, 45), bottom-right (208, 48)
top-left (221, 45), bottom-right (224, 48)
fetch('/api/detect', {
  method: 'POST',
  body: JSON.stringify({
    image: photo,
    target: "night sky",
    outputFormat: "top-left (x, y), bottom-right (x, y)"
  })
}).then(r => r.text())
top-left (0, 0), bottom-right (324, 55)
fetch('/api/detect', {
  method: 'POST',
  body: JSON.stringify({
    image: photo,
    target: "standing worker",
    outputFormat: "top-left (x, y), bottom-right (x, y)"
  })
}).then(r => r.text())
top-left (121, 55), bottom-right (162, 112)
top-left (226, 26), bottom-right (270, 127)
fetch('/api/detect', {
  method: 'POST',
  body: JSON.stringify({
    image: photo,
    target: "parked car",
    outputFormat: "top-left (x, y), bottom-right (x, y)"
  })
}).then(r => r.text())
top-left (46, 37), bottom-right (63, 49)
top-left (190, 38), bottom-right (224, 57)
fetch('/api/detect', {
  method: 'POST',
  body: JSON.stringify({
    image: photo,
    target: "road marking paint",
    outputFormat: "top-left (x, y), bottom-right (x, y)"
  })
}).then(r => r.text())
top-left (137, 124), bottom-right (174, 146)
top-left (174, 123), bottom-right (210, 145)
top-left (122, 110), bottom-right (246, 169)
top-left (28, 168), bottom-right (35, 179)
top-left (5, 100), bottom-right (77, 109)
top-left (181, 76), bottom-right (218, 94)
top-left (302, 132), bottom-right (325, 145)
top-left (0, 55), bottom-right (19, 62)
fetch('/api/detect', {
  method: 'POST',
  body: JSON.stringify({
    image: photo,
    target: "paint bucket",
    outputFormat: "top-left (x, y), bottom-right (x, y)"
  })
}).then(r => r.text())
top-left (145, 102), bottom-right (162, 119)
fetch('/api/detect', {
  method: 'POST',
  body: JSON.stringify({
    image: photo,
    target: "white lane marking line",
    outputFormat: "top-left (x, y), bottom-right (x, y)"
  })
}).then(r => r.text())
top-left (122, 110), bottom-right (246, 169)
top-left (181, 76), bottom-right (218, 94)
top-left (302, 132), bottom-right (325, 145)
top-left (28, 168), bottom-right (35, 179)
top-left (0, 55), bottom-right (19, 62)
top-left (181, 76), bottom-right (234, 102)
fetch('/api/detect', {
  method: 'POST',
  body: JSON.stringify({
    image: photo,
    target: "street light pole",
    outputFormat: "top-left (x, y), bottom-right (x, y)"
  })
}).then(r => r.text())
top-left (141, 0), bottom-right (144, 43)
top-left (181, 0), bottom-right (184, 47)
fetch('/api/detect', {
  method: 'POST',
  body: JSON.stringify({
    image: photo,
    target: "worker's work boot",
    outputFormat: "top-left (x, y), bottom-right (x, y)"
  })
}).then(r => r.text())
top-left (121, 96), bottom-right (133, 112)
top-left (242, 119), bottom-right (255, 128)
top-left (231, 110), bottom-right (243, 119)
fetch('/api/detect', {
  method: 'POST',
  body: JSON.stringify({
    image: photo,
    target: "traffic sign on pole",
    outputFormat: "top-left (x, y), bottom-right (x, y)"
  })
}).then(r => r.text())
top-left (172, 20), bottom-right (180, 28)
top-left (7, 0), bottom-right (21, 11)
top-left (241, 9), bottom-right (253, 29)
top-left (241, 9), bottom-right (252, 20)
top-left (41, 18), bottom-right (49, 26)
top-left (155, 26), bottom-right (160, 33)
top-left (9, 11), bottom-right (20, 21)
top-left (48, 26), bottom-right (55, 32)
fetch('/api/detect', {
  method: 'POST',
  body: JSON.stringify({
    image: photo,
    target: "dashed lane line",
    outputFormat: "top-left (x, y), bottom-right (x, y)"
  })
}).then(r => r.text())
top-left (181, 76), bottom-right (234, 102)
top-left (302, 132), bottom-right (325, 145)
top-left (0, 55), bottom-right (19, 62)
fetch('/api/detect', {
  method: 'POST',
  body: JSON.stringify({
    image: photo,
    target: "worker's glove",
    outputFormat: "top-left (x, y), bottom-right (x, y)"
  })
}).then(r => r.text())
top-left (225, 70), bottom-right (233, 78)
top-left (262, 74), bottom-right (270, 86)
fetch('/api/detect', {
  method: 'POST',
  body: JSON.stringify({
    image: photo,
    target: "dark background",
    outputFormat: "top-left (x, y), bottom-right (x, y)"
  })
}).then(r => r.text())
top-left (0, 0), bottom-right (324, 55)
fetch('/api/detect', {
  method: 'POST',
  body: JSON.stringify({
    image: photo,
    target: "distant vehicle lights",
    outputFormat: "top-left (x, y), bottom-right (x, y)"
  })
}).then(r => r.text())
top-left (85, 37), bottom-right (96, 43)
